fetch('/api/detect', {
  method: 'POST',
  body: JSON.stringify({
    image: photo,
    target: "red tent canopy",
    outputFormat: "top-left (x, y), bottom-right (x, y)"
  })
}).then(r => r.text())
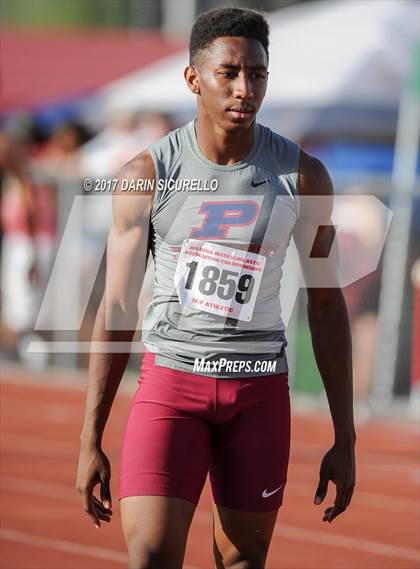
top-left (1, 28), bottom-right (184, 112)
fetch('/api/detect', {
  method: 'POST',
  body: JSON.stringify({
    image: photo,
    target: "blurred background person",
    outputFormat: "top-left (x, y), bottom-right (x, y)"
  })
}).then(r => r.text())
top-left (0, 119), bottom-right (56, 368)
top-left (75, 111), bottom-right (172, 366)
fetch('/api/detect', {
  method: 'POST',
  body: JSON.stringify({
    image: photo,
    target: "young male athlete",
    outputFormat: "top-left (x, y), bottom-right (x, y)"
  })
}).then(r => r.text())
top-left (76, 8), bottom-right (356, 569)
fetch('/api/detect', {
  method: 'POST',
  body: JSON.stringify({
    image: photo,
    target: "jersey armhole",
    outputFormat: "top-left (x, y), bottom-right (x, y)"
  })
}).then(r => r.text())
top-left (147, 145), bottom-right (163, 217)
top-left (268, 131), bottom-right (301, 220)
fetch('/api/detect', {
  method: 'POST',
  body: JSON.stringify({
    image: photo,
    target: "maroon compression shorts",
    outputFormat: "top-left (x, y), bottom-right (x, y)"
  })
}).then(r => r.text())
top-left (119, 351), bottom-right (291, 512)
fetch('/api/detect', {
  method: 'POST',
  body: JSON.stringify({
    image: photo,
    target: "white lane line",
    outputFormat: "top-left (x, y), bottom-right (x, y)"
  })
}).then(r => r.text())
top-left (1, 474), bottom-right (418, 516)
top-left (0, 528), bottom-right (128, 564)
top-left (291, 454), bottom-right (419, 474)
top-left (1, 481), bottom-right (418, 565)
top-left (2, 420), bottom-right (419, 476)
top-left (290, 460), bottom-right (420, 481)
top-left (0, 371), bottom-right (137, 395)
top-left (2, 376), bottom-right (418, 432)
top-left (273, 524), bottom-right (420, 563)
top-left (1, 435), bottom-right (79, 457)
top-left (2, 431), bottom-right (418, 480)
top-left (194, 510), bottom-right (420, 562)
top-left (0, 528), bottom-right (199, 569)
top-left (194, 511), bottom-right (420, 563)
top-left (0, 374), bottom-right (86, 392)
top-left (290, 443), bottom-right (419, 471)
top-left (285, 481), bottom-right (419, 514)
top-left (1, 401), bottom-right (79, 424)
top-left (1, 476), bottom-right (78, 502)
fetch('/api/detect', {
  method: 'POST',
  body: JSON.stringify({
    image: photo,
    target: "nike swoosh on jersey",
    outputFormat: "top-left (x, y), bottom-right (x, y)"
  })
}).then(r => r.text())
top-left (251, 178), bottom-right (274, 187)
top-left (261, 485), bottom-right (283, 498)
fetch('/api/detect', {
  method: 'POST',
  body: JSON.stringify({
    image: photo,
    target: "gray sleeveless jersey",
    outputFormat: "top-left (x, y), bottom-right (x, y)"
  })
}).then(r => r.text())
top-left (142, 119), bottom-right (300, 378)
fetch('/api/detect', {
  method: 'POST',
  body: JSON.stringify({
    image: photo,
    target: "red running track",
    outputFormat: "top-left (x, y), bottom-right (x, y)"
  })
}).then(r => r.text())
top-left (1, 368), bottom-right (419, 569)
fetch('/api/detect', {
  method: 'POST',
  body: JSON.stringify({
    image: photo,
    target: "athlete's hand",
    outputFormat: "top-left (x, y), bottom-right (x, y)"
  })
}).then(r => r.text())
top-left (76, 445), bottom-right (113, 529)
top-left (314, 443), bottom-right (356, 523)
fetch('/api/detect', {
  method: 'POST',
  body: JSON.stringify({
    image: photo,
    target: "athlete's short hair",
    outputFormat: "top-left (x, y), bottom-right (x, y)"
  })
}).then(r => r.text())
top-left (189, 7), bottom-right (269, 67)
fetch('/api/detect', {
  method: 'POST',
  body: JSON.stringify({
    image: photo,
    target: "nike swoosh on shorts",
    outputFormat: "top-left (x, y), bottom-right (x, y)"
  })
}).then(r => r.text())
top-left (261, 485), bottom-right (283, 498)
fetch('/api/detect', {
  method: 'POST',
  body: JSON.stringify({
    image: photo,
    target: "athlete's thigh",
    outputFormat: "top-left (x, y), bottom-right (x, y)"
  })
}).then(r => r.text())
top-left (119, 354), bottom-right (212, 506)
top-left (121, 495), bottom-right (195, 567)
top-left (210, 374), bottom-right (291, 513)
top-left (212, 503), bottom-right (278, 569)
top-left (209, 374), bottom-right (290, 567)
top-left (118, 357), bottom-right (212, 566)
top-left (119, 396), bottom-right (210, 504)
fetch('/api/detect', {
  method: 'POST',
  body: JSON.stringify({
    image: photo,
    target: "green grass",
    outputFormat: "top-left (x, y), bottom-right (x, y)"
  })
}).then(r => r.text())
top-left (293, 319), bottom-right (323, 394)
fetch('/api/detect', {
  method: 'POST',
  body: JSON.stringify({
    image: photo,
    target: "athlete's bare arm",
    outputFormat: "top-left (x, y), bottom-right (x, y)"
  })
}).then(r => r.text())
top-left (76, 150), bottom-right (155, 529)
top-left (293, 150), bottom-right (356, 523)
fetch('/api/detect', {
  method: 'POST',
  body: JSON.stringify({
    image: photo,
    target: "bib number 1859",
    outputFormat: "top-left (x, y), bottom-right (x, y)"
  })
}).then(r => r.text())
top-left (174, 239), bottom-right (266, 321)
top-left (185, 261), bottom-right (254, 304)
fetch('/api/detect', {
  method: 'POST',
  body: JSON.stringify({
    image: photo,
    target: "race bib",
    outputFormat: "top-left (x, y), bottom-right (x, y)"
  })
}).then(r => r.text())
top-left (174, 239), bottom-right (266, 321)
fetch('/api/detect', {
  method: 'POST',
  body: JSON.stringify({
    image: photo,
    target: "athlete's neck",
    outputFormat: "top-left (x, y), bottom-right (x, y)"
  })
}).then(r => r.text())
top-left (195, 115), bottom-right (256, 166)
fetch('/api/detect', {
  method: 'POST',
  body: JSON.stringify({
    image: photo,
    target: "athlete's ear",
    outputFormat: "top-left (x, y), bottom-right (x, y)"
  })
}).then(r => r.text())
top-left (184, 65), bottom-right (200, 95)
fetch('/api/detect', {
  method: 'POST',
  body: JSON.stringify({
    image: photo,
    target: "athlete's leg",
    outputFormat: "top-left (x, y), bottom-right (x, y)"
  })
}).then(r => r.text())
top-left (212, 504), bottom-right (278, 569)
top-left (121, 496), bottom-right (195, 569)
top-left (210, 372), bottom-right (291, 569)
top-left (118, 353), bottom-right (212, 568)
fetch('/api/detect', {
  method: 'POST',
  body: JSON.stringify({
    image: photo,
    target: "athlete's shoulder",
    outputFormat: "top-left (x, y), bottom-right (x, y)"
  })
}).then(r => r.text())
top-left (118, 149), bottom-right (155, 183)
top-left (298, 149), bottom-right (333, 198)
top-left (112, 149), bottom-right (155, 230)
